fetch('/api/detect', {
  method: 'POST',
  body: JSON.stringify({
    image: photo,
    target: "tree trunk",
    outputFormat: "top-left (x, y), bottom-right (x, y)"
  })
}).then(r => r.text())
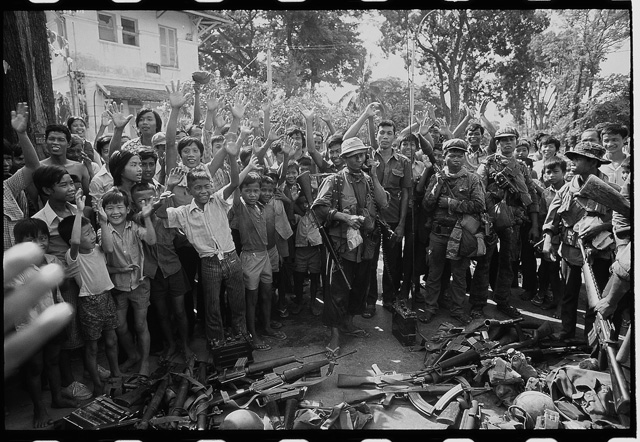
top-left (3, 11), bottom-right (55, 159)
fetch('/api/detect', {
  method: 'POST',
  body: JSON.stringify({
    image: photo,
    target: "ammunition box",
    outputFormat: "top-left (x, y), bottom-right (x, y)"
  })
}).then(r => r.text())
top-left (392, 302), bottom-right (417, 346)
top-left (211, 338), bottom-right (254, 370)
top-left (57, 396), bottom-right (134, 430)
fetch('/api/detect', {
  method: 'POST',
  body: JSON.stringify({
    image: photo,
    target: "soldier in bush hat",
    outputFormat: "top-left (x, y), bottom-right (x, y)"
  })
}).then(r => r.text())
top-left (469, 126), bottom-right (540, 320)
top-left (311, 136), bottom-right (389, 357)
top-left (541, 141), bottom-right (615, 341)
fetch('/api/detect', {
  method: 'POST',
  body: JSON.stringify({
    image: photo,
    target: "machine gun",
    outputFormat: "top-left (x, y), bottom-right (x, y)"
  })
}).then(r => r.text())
top-left (578, 239), bottom-right (631, 415)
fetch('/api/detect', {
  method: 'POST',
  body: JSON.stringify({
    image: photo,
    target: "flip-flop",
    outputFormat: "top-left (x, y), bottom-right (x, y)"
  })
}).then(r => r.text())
top-left (270, 320), bottom-right (283, 330)
top-left (252, 341), bottom-right (272, 351)
top-left (325, 346), bottom-right (340, 358)
top-left (264, 330), bottom-right (287, 341)
top-left (340, 328), bottom-right (370, 338)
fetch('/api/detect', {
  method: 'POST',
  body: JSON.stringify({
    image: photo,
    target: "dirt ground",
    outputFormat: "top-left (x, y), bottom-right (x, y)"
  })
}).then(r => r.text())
top-left (4, 261), bottom-right (627, 436)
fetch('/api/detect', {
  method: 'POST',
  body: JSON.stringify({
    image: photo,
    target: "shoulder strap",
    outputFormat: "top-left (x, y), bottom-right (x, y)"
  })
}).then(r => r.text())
top-left (331, 173), bottom-right (343, 212)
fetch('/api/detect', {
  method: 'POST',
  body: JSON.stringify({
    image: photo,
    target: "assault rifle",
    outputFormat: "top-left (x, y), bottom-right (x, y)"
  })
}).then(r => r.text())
top-left (578, 239), bottom-right (631, 414)
top-left (213, 350), bottom-right (326, 384)
top-left (207, 350), bottom-right (356, 410)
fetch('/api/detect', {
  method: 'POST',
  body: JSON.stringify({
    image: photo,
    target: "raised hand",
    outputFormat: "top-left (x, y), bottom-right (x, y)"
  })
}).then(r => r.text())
top-left (245, 154), bottom-right (260, 172)
top-left (140, 200), bottom-right (154, 218)
top-left (229, 93), bottom-right (249, 120)
top-left (166, 167), bottom-right (186, 189)
top-left (107, 102), bottom-right (134, 129)
top-left (224, 136), bottom-right (240, 157)
top-left (74, 188), bottom-right (85, 212)
top-left (479, 98), bottom-right (490, 116)
top-left (261, 100), bottom-right (272, 116)
top-left (97, 205), bottom-right (108, 224)
top-left (240, 119), bottom-right (253, 137)
top-left (206, 91), bottom-right (222, 111)
top-left (11, 102), bottom-right (30, 134)
top-left (100, 109), bottom-right (112, 127)
top-left (213, 108), bottom-right (228, 128)
top-left (281, 135), bottom-right (296, 156)
top-left (166, 80), bottom-right (188, 109)
top-left (267, 122), bottom-right (284, 142)
top-left (298, 105), bottom-right (315, 121)
top-left (364, 102), bottom-right (381, 118)
top-left (425, 103), bottom-right (436, 120)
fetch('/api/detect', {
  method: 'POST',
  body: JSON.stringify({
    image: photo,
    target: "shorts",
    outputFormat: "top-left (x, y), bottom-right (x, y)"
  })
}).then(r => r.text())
top-left (78, 291), bottom-right (118, 341)
top-left (150, 267), bottom-right (191, 301)
top-left (268, 246), bottom-right (280, 273)
top-left (111, 278), bottom-right (151, 311)
top-left (295, 246), bottom-right (322, 274)
top-left (241, 250), bottom-right (273, 290)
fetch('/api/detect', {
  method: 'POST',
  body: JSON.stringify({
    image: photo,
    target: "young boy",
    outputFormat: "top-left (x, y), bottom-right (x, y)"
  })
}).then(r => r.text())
top-left (131, 181), bottom-right (194, 361)
top-left (231, 170), bottom-right (287, 351)
top-left (599, 123), bottom-right (629, 186)
top-left (531, 157), bottom-right (567, 311)
top-left (11, 219), bottom-right (77, 427)
top-left (258, 175), bottom-right (295, 319)
top-left (59, 190), bottom-right (122, 397)
top-left (162, 137), bottom-right (249, 358)
top-left (292, 193), bottom-right (323, 315)
top-left (101, 188), bottom-right (156, 376)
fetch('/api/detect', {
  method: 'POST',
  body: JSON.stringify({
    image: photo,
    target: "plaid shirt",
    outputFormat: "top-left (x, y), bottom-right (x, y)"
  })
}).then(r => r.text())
top-left (4, 169), bottom-right (30, 252)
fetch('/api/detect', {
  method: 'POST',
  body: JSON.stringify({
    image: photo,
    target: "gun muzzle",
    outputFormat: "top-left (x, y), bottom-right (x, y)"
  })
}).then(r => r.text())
top-left (485, 317), bottom-right (524, 328)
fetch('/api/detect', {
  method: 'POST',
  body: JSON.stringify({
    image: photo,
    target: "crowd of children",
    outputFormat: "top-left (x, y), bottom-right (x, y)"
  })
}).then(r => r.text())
top-left (3, 82), bottom-right (631, 429)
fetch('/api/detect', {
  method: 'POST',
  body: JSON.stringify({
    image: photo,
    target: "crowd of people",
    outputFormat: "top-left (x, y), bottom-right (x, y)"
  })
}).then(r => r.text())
top-left (3, 80), bottom-right (631, 428)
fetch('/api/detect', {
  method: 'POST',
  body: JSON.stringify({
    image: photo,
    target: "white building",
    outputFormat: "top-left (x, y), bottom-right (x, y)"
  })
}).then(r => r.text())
top-left (46, 10), bottom-right (229, 140)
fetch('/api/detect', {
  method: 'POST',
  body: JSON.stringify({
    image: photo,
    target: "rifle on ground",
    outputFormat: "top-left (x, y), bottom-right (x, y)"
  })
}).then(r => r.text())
top-left (213, 350), bottom-right (325, 384)
top-left (207, 350), bottom-right (356, 410)
top-left (578, 239), bottom-right (631, 415)
top-left (459, 399), bottom-right (482, 429)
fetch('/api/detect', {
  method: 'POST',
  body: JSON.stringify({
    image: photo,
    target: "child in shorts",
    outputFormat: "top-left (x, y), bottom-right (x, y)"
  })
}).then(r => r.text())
top-left (11, 218), bottom-right (76, 427)
top-left (231, 171), bottom-right (287, 351)
top-left (59, 189), bottom-right (122, 397)
top-left (101, 188), bottom-right (157, 375)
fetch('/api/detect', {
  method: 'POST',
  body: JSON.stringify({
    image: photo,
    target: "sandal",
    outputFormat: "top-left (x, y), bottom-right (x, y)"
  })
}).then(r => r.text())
top-left (278, 308), bottom-right (290, 319)
top-left (340, 328), bottom-right (370, 338)
top-left (251, 341), bottom-right (272, 351)
top-left (270, 320), bottom-right (283, 330)
top-left (264, 330), bottom-right (287, 341)
top-left (417, 311), bottom-right (434, 324)
top-left (325, 346), bottom-right (340, 358)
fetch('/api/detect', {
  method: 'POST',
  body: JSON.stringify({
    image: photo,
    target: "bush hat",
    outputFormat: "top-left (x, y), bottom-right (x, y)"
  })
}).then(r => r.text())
top-left (341, 137), bottom-right (369, 157)
top-left (565, 141), bottom-right (611, 164)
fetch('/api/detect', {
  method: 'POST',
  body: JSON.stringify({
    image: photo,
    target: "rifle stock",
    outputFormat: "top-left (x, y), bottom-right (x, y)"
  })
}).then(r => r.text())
top-left (578, 240), bottom-right (631, 415)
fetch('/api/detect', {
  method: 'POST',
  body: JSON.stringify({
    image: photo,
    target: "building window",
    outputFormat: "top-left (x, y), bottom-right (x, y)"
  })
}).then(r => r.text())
top-left (146, 63), bottom-right (160, 74)
top-left (97, 12), bottom-right (117, 43)
top-left (159, 26), bottom-right (178, 68)
top-left (121, 17), bottom-right (139, 47)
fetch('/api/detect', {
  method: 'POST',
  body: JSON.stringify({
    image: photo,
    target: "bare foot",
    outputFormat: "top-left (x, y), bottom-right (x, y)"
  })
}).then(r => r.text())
top-left (51, 396), bottom-right (79, 409)
top-left (138, 361), bottom-right (150, 376)
top-left (182, 346), bottom-right (196, 361)
top-left (33, 404), bottom-right (52, 428)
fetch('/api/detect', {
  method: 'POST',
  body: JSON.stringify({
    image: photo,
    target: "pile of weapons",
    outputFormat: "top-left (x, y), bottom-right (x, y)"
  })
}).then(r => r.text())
top-left (72, 349), bottom-right (355, 430)
top-left (337, 317), bottom-right (629, 429)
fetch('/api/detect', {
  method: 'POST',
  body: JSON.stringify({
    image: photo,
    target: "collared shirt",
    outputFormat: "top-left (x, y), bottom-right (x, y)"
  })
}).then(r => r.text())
top-left (4, 168), bottom-right (30, 252)
top-left (599, 153), bottom-right (628, 187)
top-left (32, 201), bottom-right (77, 263)
top-left (89, 164), bottom-right (114, 211)
top-left (103, 220), bottom-right (147, 291)
top-left (295, 212), bottom-right (322, 247)
top-left (229, 200), bottom-right (268, 253)
top-left (463, 146), bottom-right (490, 173)
top-left (142, 216), bottom-right (182, 278)
top-left (66, 246), bottom-right (114, 297)
top-left (373, 148), bottom-right (412, 223)
top-left (165, 188), bottom-right (235, 258)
